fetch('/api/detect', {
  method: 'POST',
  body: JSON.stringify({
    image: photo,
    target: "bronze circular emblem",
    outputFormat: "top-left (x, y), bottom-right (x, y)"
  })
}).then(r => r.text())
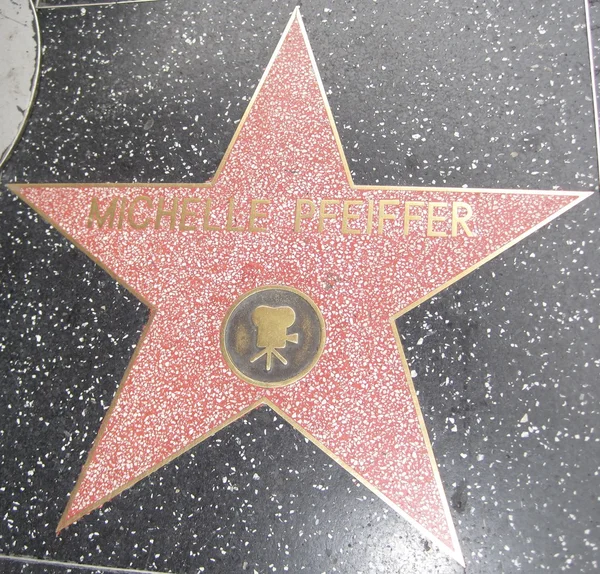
top-left (221, 286), bottom-right (325, 388)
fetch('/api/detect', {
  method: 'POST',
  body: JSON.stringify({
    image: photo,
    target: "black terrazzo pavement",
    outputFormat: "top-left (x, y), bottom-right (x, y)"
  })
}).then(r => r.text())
top-left (1, 1), bottom-right (598, 572)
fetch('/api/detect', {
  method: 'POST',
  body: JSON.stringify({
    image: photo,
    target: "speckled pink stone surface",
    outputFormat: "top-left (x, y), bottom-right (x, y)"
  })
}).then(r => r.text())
top-left (17, 14), bottom-right (588, 562)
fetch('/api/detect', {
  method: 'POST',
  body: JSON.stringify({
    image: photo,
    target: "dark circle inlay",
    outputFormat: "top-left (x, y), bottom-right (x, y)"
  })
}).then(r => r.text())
top-left (221, 286), bottom-right (325, 388)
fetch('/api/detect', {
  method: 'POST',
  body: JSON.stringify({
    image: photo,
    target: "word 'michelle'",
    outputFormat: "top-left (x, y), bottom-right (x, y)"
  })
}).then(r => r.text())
top-left (88, 196), bottom-right (475, 237)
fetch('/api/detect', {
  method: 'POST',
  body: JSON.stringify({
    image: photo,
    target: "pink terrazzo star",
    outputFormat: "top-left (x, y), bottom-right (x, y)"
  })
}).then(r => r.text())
top-left (10, 9), bottom-right (591, 565)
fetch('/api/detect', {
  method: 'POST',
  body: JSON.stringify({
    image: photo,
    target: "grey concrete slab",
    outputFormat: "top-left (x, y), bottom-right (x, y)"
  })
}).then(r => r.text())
top-left (0, 0), bottom-right (40, 168)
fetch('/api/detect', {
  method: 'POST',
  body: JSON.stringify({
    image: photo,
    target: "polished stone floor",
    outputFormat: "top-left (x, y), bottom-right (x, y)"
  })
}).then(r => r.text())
top-left (0, 1), bottom-right (599, 573)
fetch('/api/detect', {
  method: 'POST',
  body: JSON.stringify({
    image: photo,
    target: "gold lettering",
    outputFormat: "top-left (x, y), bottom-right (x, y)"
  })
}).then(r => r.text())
top-left (366, 199), bottom-right (374, 235)
top-left (226, 198), bottom-right (245, 232)
top-left (87, 196), bottom-right (118, 229)
top-left (127, 195), bottom-right (152, 229)
top-left (342, 200), bottom-right (363, 235)
top-left (403, 201), bottom-right (425, 236)
top-left (318, 199), bottom-right (340, 232)
top-left (378, 199), bottom-right (399, 234)
top-left (203, 198), bottom-right (220, 231)
top-left (427, 202), bottom-right (448, 237)
top-left (452, 201), bottom-right (475, 237)
top-left (294, 199), bottom-right (316, 232)
top-left (180, 197), bottom-right (202, 231)
top-left (249, 199), bottom-right (270, 232)
top-left (154, 197), bottom-right (179, 230)
top-left (117, 197), bottom-right (127, 229)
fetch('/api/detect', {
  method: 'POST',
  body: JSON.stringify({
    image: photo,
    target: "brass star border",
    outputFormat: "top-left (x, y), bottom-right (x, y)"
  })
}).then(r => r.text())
top-left (8, 9), bottom-right (593, 566)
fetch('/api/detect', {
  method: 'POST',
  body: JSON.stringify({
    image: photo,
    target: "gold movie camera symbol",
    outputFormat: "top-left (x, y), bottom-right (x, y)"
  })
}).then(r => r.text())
top-left (250, 305), bottom-right (298, 371)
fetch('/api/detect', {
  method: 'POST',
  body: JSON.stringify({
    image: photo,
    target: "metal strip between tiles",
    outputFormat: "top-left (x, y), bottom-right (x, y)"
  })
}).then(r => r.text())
top-left (37, 0), bottom-right (157, 10)
top-left (0, 554), bottom-right (172, 574)
top-left (584, 0), bottom-right (600, 184)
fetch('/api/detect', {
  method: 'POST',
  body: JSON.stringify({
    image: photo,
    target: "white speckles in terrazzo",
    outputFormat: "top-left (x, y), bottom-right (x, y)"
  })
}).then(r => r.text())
top-left (1, 1), bottom-right (598, 572)
top-left (13, 12), bottom-right (591, 563)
